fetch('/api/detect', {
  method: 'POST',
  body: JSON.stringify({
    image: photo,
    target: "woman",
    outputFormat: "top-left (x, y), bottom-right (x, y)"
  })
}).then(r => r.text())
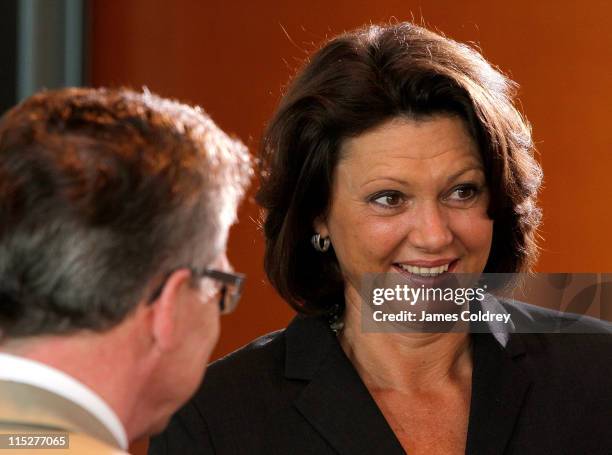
top-left (150, 22), bottom-right (612, 454)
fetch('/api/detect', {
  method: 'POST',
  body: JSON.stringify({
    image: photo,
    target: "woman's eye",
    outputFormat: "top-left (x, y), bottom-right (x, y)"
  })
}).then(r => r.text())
top-left (371, 192), bottom-right (404, 208)
top-left (448, 184), bottom-right (481, 202)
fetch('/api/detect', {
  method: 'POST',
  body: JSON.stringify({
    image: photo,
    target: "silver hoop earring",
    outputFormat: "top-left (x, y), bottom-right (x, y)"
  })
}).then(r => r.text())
top-left (311, 233), bottom-right (330, 252)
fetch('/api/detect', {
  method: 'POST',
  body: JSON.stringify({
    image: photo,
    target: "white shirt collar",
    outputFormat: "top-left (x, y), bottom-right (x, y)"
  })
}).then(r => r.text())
top-left (0, 353), bottom-right (128, 450)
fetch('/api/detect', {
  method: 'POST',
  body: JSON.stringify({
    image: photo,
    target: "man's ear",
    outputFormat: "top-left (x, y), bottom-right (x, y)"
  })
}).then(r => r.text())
top-left (149, 269), bottom-right (193, 352)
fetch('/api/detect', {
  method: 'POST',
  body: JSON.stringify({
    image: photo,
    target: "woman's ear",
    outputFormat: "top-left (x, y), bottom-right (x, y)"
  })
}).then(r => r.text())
top-left (313, 216), bottom-right (329, 237)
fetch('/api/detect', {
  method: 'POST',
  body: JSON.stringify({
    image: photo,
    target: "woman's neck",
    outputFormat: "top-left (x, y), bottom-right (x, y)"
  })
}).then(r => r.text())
top-left (338, 289), bottom-right (473, 392)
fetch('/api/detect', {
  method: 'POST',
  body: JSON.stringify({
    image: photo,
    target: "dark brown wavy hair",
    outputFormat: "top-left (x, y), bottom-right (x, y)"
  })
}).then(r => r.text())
top-left (256, 23), bottom-right (542, 315)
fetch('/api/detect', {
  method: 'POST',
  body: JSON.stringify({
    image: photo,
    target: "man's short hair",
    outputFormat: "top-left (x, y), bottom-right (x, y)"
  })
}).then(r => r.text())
top-left (0, 87), bottom-right (251, 338)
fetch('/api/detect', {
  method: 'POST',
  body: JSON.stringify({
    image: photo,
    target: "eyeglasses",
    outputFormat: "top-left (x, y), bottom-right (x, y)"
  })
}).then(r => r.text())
top-left (148, 267), bottom-right (245, 315)
top-left (191, 268), bottom-right (245, 315)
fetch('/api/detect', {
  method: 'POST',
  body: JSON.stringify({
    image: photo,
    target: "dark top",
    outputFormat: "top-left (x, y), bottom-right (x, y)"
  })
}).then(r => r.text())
top-left (149, 300), bottom-right (612, 454)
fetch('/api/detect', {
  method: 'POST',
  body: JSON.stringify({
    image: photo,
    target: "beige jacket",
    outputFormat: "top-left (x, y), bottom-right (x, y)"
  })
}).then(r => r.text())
top-left (0, 380), bottom-right (128, 454)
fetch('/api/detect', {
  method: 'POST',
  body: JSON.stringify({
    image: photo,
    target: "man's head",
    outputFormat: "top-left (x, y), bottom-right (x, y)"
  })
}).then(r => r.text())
top-left (0, 87), bottom-right (251, 437)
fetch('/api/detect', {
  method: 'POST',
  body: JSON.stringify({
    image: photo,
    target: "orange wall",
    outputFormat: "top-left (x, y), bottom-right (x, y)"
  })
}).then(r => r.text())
top-left (88, 1), bottom-right (612, 452)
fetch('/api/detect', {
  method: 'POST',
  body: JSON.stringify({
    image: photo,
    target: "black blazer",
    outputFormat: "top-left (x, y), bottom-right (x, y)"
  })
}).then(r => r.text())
top-left (149, 301), bottom-right (612, 454)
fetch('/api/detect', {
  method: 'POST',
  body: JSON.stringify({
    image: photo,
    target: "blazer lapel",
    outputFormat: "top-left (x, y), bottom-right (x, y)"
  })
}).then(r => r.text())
top-left (465, 333), bottom-right (531, 455)
top-left (285, 317), bottom-right (405, 454)
top-left (284, 315), bottom-right (531, 455)
top-left (0, 380), bottom-right (119, 448)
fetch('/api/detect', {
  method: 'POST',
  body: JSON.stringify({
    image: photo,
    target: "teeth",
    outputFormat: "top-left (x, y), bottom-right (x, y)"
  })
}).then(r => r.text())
top-left (398, 263), bottom-right (450, 276)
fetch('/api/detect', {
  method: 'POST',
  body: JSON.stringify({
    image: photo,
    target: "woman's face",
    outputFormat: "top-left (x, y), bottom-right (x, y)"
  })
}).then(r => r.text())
top-left (315, 115), bottom-right (493, 296)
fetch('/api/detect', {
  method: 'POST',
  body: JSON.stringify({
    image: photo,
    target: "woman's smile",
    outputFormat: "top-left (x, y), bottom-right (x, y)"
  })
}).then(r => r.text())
top-left (316, 114), bottom-right (493, 296)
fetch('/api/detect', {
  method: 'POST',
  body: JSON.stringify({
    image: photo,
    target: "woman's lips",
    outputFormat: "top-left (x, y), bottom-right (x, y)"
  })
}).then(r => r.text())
top-left (391, 259), bottom-right (460, 286)
top-left (394, 258), bottom-right (459, 273)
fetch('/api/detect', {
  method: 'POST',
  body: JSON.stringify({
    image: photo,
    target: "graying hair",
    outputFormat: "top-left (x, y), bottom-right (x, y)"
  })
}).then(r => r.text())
top-left (0, 87), bottom-right (252, 338)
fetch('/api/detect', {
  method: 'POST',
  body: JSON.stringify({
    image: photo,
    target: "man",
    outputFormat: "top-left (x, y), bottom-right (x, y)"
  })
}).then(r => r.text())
top-left (0, 87), bottom-right (251, 453)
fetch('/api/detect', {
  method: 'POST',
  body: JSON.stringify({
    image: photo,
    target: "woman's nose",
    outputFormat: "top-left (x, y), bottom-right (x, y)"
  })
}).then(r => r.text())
top-left (407, 201), bottom-right (453, 252)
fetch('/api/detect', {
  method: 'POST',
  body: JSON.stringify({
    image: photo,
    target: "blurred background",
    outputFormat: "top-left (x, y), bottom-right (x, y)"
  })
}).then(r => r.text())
top-left (1, 0), bottom-right (610, 452)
